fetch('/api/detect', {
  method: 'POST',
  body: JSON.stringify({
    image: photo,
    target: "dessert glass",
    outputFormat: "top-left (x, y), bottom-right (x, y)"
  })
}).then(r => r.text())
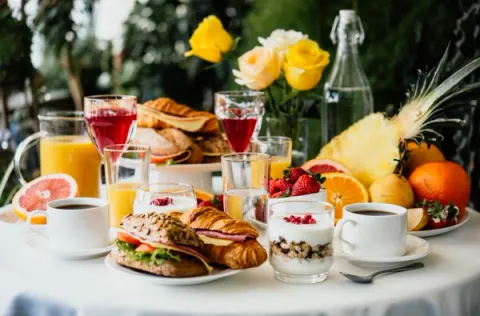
top-left (268, 200), bottom-right (335, 284)
top-left (133, 183), bottom-right (197, 214)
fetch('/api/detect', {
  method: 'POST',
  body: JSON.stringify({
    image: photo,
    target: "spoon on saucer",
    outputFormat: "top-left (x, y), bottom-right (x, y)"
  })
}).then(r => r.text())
top-left (340, 262), bottom-right (424, 284)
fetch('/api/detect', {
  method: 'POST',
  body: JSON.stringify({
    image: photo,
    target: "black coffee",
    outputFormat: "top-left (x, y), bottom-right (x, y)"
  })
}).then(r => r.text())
top-left (55, 204), bottom-right (97, 210)
top-left (353, 210), bottom-right (396, 216)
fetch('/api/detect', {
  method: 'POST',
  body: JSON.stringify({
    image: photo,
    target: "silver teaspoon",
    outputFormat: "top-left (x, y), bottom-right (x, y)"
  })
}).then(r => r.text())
top-left (340, 262), bottom-right (425, 284)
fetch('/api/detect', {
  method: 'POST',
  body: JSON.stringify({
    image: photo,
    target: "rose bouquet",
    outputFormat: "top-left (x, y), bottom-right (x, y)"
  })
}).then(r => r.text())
top-left (185, 15), bottom-right (331, 163)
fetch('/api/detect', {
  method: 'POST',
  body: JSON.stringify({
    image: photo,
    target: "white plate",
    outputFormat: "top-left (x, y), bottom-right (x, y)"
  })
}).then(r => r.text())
top-left (409, 208), bottom-right (472, 237)
top-left (24, 234), bottom-right (113, 260)
top-left (340, 235), bottom-right (431, 268)
top-left (247, 210), bottom-right (267, 230)
top-left (104, 255), bottom-right (241, 286)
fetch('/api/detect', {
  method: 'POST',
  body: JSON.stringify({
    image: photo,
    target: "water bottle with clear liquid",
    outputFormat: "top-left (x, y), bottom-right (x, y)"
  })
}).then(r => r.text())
top-left (321, 10), bottom-right (374, 145)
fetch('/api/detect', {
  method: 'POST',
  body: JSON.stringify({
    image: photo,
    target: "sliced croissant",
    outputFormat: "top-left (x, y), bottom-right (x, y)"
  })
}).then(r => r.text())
top-left (202, 240), bottom-right (267, 269)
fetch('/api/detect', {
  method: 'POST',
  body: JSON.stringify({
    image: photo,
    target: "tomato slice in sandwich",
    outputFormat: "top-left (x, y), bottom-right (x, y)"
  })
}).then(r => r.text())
top-left (117, 231), bottom-right (141, 245)
top-left (135, 243), bottom-right (156, 253)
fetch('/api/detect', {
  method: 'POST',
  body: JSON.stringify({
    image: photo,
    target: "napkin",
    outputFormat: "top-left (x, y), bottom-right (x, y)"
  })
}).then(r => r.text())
top-left (4, 293), bottom-right (77, 316)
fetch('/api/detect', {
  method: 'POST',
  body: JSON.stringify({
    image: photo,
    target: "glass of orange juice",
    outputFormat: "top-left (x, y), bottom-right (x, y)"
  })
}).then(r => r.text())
top-left (14, 111), bottom-right (102, 197)
top-left (104, 144), bottom-right (150, 227)
top-left (250, 136), bottom-right (292, 179)
top-left (222, 153), bottom-right (270, 222)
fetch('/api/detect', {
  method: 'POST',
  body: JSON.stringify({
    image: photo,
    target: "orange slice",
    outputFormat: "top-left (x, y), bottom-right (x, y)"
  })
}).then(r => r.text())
top-left (12, 174), bottom-right (79, 224)
top-left (322, 172), bottom-right (368, 220)
top-left (194, 189), bottom-right (214, 201)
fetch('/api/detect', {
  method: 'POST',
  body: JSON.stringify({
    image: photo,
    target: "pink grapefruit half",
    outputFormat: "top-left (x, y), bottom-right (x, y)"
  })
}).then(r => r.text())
top-left (302, 158), bottom-right (351, 175)
top-left (12, 174), bottom-right (79, 224)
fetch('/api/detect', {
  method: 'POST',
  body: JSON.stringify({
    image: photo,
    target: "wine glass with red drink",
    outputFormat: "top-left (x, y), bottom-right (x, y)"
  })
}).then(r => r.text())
top-left (84, 95), bottom-right (137, 156)
top-left (215, 91), bottom-right (265, 152)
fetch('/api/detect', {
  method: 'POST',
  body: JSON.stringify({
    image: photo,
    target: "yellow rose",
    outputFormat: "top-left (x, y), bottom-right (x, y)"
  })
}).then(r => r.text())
top-left (233, 47), bottom-right (281, 90)
top-left (184, 15), bottom-right (233, 63)
top-left (283, 39), bottom-right (330, 91)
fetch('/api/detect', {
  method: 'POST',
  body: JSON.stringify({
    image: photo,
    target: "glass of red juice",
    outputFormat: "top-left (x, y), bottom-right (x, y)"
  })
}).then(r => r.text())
top-left (84, 95), bottom-right (137, 156)
top-left (214, 91), bottom-right (265, 152)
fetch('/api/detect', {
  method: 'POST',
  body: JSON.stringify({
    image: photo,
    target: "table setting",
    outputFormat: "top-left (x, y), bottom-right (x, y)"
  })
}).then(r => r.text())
top-left (2, 8), bottom-right (480, 316)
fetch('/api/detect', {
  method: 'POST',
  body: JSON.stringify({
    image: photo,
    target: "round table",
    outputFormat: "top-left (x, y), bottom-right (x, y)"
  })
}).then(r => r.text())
top-left (1, 206), bottom-right (479, 316)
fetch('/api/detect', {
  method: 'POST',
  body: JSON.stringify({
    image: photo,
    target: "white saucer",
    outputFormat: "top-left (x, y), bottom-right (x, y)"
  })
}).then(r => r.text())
top-left (24, 234), bottom-right (113, 260)
top-left (339, 235), bottom-right (431, 268)
top-left (104, 254), bottom-right (242, 286)
top-left (409, 208), bottom-right (472, 237)
top-left (247, 210), bottom-right (267, 230)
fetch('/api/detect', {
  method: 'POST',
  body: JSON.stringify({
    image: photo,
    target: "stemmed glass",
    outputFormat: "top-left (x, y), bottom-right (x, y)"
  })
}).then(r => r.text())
top-left (84, 95), bottom-right (137, 156)
top-left (215, 91), bottom-right (265, 152)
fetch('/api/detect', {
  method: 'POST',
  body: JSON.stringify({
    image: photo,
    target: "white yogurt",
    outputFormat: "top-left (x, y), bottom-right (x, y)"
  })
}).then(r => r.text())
top-left (268, 214), bottom-right (334, 275)
top-left (133, 196), bottom-right (197, 214)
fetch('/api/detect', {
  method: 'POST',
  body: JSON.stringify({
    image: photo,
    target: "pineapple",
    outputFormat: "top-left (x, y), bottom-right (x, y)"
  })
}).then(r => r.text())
top-left (318, 49), bottom-right (480, 187)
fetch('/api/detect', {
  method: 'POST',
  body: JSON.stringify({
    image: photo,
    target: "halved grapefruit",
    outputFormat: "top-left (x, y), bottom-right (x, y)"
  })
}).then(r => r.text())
top-left (302, 158), bottom-right (351, 175)
top-left (12, 174), bottom-right (79, 224)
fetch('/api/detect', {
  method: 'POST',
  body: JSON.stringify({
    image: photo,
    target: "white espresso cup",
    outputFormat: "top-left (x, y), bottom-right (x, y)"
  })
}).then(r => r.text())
top-left (336, 203), bottom-right (407, 257)
top-left (26, 198), bottom-right (110, 251)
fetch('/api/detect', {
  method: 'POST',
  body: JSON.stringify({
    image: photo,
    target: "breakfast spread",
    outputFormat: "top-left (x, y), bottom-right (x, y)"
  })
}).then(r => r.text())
top-left (133, 97), bottom-right (230, 165)
top-left (111, 212), bottom-right (212, 277)
top-left (174, 206), bottom-right (268, 269)
top-left (269, 213), bottom-right (334, 277)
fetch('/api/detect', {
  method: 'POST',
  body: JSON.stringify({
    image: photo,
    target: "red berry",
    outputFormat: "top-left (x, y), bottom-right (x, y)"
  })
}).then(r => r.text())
top-left (269, 179), bottom-right (279, 196)
top-left (309, 218), bottom-right (316, 224)
top-left (196, 198), bottom-right (204, 206)
top-left (150, 197), bottom-right (174, 206)
top-left (291, 174), bottom-right (321, 197)
top-left (286, 167), bottom-right (309, 183)
top-left (198, 200), bottom-right (216, 209)
top-left (304, 214), bottom-right (312, 220)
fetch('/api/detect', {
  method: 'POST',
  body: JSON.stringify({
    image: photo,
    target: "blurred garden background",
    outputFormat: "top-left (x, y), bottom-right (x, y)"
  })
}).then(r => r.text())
top-left (1, 0), bottom-right (480, 206)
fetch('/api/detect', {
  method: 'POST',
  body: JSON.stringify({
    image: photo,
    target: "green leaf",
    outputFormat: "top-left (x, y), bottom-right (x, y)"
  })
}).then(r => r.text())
top-left (114, 239), bottom-right (181, 265)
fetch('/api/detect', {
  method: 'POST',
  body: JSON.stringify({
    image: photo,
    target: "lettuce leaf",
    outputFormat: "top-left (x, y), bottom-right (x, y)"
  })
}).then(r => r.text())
top-left (114, 239), bottom-right (181, 265)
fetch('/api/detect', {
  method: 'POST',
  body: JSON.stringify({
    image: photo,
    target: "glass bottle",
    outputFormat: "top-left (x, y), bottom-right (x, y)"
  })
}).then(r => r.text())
top-left (321, 10), bottom-right (374, 145)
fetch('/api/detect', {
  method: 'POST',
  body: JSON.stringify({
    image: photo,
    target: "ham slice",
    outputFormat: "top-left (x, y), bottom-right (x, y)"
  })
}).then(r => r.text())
top-left (195, 230), bottom-right (255, 243)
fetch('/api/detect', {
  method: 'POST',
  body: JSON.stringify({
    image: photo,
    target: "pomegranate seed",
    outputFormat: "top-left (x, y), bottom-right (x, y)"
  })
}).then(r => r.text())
top-left (309, 218), bottom-right (316, 224)
top-left (304, 214), bottom-right (312, 220)
top-left (150, 197), bottom-right (174, 206)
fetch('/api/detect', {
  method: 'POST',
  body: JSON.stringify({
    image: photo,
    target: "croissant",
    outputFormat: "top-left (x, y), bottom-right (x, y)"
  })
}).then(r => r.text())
top-left (202, 239), bottom-right (267, 269)
top-left (180, 207), bottom-right (259, 238)
top-left (137, 97), bottom-right (220, 134)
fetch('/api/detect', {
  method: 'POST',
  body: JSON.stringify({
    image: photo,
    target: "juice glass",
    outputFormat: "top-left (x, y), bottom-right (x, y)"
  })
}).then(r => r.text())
top-left (84, 95), bottom-right (137, 156)
top-left (251, 136), bottom-right (292, 179)
top-left (133, 183), bottom-right (197, 215)
top-left (222, 153), bottom-right (270, 221)
top-left (215, 91), bottom-right (265, 152)
top-left (14, 111), bottom-right (102, 197)
top-left (104, 144), bottom-right (150, 227)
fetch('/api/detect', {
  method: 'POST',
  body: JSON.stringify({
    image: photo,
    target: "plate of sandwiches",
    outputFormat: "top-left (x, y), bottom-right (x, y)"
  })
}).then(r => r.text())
top-left (105, 207), bottom-right (267, 286)
top-left (132, 97), bottom-right (231, 166)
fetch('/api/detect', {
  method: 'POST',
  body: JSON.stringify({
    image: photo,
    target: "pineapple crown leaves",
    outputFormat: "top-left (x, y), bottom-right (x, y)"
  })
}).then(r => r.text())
top-left (398, 45), bottom-right (480, 141)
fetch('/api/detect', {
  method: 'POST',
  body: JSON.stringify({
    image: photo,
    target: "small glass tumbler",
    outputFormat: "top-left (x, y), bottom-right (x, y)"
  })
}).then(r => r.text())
top-left (134, 183), bottom-right (197, 215)
top-left (250, 136), bottom-right (292, 180)
top-left (104, 144), bottom-right (150, 227)
top-left (268, 200), bottom-right (335, 284)
top-left (221, 153), bottom-right (270, 222)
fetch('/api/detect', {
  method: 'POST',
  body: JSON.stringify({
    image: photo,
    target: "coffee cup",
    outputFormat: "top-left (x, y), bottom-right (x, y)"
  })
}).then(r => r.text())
top-left (335, 202), bottom-right (407, 257)
top-left (26, 198), bottom-right (110, 251)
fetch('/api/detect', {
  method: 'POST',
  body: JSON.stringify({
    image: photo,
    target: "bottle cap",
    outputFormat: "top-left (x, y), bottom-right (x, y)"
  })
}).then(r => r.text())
top-left (339, 10), bottom-right (356, 23)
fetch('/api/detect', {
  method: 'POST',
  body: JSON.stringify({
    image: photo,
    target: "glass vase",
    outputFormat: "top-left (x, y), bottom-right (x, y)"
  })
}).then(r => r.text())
top-left (266, 116), bottom-right (308, 167)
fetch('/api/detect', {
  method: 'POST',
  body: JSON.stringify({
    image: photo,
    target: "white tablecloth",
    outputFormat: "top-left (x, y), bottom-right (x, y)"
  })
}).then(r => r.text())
top-left (1, 206), bottom-right (480, 316)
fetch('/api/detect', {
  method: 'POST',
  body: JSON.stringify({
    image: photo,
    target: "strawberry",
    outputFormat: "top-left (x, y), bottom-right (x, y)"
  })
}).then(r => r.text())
top-left (291, 174), bottom-right (321, 196)
top-left (275, 178), bottom-right (292, 192)
top-left (284, 167), bottom-right (308, 183)
top-left (271, 188), bottom-right (291, 199)
top-left (196, 198), bottom-right (204, 206)
top-left (269, 178), bottom-right (279, 196)
top-left (198, 200), bottom-right (216, 208)
top-left (254, 197), bottom-right (267, 222)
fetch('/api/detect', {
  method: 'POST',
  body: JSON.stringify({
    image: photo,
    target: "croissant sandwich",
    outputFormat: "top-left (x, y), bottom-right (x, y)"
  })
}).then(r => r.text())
top-left (137, 97), bottom-right (220, 135)
top-left (174, 207), bottom-right (267, 269)
top-left (110, 212), bottom-right (213, 277)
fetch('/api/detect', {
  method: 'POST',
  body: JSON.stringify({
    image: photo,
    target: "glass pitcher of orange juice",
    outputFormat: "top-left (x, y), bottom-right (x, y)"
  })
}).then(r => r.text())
top-left (14, 111), bottom-right (102, 197)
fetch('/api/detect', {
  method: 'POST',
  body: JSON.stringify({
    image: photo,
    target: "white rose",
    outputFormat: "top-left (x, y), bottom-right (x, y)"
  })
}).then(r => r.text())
top-left (258, 29), bottom-right (308, 57)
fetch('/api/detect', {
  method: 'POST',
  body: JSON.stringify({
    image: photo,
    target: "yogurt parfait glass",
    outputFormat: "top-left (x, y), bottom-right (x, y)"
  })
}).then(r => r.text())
top-left (268, 200), bottom-right (335, 284)
top-left (133, 183), bottom-right (197, 215)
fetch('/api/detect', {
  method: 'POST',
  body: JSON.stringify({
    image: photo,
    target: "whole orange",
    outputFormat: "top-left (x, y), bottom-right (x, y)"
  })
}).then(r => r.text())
top-left (405, 142), bottom-right (445, 176)
top-left (408, 161), bottom-right (470, 216)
